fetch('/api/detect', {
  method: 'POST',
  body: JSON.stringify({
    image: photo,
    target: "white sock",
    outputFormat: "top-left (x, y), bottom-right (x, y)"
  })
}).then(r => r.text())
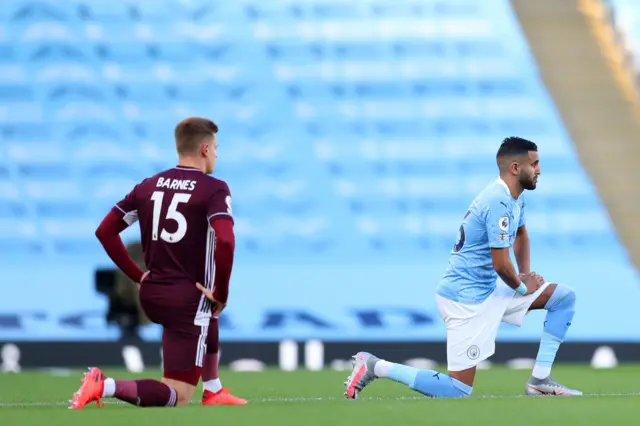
top-left (102, 378), bottom-right (116, 398)
top-left (373, 360), bottom-right (393, 378)
top-left (203, 378), bottom-right (222, 393)
top-left (532, 364), bottom-right (551, 380)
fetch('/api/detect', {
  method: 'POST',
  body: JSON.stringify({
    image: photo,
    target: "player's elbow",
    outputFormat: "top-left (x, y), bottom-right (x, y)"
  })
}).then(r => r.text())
top-left (95, 224), bottom-right (116, 241)
top-left (491, 257), bottom-right (509, 277)
top-left (216, 237), bottom-right (234, 253)
top-left (95, 225), bottom-right (107, 240)
top-left (492, 263), bottom-right (505, 277)
top-left (212, 228), bottom-right (235, 264)
top-left (95, 211), bottom-right (123, 239)
top-left (211, 219), bottom-right (235, 251)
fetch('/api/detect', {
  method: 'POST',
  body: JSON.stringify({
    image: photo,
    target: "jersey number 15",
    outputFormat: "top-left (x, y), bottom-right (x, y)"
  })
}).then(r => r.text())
top-left (150, 191), bottom-right (192, 243)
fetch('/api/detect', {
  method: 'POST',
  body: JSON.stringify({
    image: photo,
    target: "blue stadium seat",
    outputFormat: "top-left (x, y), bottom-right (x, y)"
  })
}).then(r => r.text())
top-left (76, 1), bottom-right (135, 22)
top-left (0, 219), bottom-right (43, 256)
top-left (0, 200), bottom-right (27, 218)
top-left (24, 43), bottom-right (93, 63)
top-left (0, 2), bottom-right (76, 22)
top-left (94, 43), bottom-right (154, 63)
top-left (42, 218), bottom-right (104, 255)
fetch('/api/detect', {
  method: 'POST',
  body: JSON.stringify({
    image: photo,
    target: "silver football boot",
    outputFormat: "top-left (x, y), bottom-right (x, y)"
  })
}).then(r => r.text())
top-left (526, 376), bottom-right (583, 396)
top-left (344, 352), bottom-right (379, 399)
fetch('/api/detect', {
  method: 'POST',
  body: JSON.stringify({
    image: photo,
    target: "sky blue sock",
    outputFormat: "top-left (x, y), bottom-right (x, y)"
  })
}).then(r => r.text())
top-left (387, 364), bottom-right (472, 398)
top-left (535, 285), bottom-right (576, 368)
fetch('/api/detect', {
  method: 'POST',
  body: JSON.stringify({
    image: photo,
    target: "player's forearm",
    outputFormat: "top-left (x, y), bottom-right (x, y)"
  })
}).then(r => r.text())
top-left (212, 242), bottom-right (233, 304)
top-left (99, 235), bottom-right (145, 283)
top-left (493, 259), bottom-right (522, 290)
top-left (210, 219), bottom-right (235, 304)
top-left (514, 232), bottom-right (530, 274)
top-left (96, 211), bottom-right (145, 283)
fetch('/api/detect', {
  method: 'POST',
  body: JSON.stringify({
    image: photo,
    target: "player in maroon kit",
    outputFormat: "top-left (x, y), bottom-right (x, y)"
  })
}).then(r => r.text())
top-left (70, 117), bottom-right (247, 409)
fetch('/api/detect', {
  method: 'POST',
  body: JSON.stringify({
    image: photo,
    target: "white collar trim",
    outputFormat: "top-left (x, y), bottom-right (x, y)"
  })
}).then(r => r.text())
top-left (496, 177), bottom-right (516, 200)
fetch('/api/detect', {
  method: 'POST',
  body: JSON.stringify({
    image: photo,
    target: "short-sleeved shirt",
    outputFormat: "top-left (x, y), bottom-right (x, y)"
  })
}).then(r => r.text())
top-left (436, 178), bottom-right (525, 304)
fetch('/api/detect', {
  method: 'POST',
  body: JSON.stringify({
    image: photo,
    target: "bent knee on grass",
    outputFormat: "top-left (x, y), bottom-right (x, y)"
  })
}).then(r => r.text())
top-left (448, 366), bottom-right (476, 388)
top-left (162, 378), bottom-right (196, 406)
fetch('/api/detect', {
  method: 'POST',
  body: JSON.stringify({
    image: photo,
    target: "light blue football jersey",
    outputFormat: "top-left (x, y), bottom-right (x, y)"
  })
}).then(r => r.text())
top-left (436, 178), bottom-right (525, 305)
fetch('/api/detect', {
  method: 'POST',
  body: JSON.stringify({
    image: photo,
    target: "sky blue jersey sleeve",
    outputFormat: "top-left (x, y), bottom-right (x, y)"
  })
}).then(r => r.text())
top-left (518, 198), bottom-right (526, 228)
top-left (485, 197), bottom-right (512, 248)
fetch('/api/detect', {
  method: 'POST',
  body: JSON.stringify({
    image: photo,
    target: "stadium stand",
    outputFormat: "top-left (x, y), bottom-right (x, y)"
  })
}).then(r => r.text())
top-left (1, 0), bottom-right (639, 342)
top-left (0, 0), bottom-right (620, 260)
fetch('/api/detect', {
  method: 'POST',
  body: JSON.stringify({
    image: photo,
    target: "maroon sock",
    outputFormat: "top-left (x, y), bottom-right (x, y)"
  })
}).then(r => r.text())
top-left (114, 379), bottom-right (177, 407)
top-left (203, 319), bottom-right (220, 383)
top-left (202, 353), bottom-right (219, 382)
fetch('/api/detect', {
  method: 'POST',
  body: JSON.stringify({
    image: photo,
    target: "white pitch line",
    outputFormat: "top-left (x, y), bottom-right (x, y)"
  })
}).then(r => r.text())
top-left (1, 392), bottom-right (639, 408)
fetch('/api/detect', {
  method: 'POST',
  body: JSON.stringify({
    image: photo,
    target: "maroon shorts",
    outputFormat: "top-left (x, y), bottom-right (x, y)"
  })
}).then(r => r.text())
top-left (139, 283), bottom-right (218, 386)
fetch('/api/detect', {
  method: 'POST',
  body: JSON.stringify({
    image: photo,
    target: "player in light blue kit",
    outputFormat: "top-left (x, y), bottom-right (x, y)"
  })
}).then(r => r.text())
top-left (344, 137), bottom-right (581, 398)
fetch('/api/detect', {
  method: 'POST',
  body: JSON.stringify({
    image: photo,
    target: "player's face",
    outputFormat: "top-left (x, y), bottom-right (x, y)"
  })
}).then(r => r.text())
top-left (518, 151), bottom-right (540, 190)
top-left (204, 135), bottom-right (218, 174)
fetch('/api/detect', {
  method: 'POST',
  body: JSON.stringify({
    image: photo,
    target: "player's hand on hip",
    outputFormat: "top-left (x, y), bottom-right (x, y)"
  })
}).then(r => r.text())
top-left (210, 300), bottom-right (226, 318)
top-left (519, 272), bottom-right (542, 295)
top-left (139, 271), bottom-right (150, 284)
top-left (195, 282), bottom-right (227, 318)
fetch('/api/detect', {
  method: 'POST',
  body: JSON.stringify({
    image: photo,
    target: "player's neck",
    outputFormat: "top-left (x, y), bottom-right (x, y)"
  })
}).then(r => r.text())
top-left (177, 157), bottom-right (205, 173)
top-left (500, 176), bottom-right (524, 199)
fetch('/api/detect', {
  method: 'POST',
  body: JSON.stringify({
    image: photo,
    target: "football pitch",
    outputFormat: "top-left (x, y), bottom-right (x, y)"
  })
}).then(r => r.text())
top-left (2, 365), bottom-right (639, 425)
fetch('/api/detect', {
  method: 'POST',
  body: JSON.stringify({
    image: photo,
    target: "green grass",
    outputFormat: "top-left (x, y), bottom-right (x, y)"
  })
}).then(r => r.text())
top-left (1, 365), bottom-right (639, 426)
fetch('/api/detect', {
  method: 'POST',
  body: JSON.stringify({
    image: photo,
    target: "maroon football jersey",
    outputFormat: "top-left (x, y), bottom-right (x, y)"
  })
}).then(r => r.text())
top-left (113, 165), bottom-right (233, 290)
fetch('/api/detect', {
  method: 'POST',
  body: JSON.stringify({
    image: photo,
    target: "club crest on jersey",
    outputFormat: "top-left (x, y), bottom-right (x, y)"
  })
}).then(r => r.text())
top-left (498, 216), bottom-right (509, 232)
top-left (467, 345), bottom-right (480, 360)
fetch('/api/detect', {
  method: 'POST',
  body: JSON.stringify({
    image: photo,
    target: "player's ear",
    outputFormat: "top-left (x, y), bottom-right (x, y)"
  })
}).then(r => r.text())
top-left (509, 159), bottom-right (520, 176)
top-left (200, 142), bottom-right (209, 158)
